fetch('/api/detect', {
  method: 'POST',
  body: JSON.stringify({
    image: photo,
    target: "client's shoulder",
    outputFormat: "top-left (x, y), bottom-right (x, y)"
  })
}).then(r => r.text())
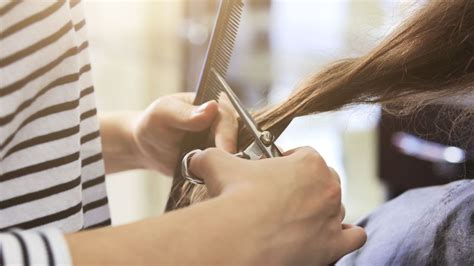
top-left (338, 180), bottom-right (474, 266)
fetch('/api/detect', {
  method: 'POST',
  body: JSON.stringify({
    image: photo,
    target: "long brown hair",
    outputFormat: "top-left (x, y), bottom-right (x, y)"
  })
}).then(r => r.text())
top-left (167, 0), bottom-right (474, 210)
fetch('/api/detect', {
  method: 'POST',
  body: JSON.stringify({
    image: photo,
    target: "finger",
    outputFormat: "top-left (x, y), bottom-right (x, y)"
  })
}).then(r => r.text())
top-left (333, 226), bottom-right (367, 260)
top-left (283, 146), bottom-right (319, 156)
top-left (176, 92), bottom-right (196, 104)
top-left (329, 167), bottom-right (341, 184)
top-left (153, 98), bottom-right (219, 131)
top-left (189, 148), bottom-right (246, 196)
top-left (212, 105), bottom-right (238, 153)
top-left (342, 223), bottom-right (356, 230)
top-left (339, 204), bottom-right (346, 222)
top-left (168, 92), bottom-right (196, 104)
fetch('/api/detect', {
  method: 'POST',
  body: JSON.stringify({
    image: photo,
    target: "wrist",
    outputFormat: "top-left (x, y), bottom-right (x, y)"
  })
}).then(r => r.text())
top-left (99, 111), bottom-right (147, 173)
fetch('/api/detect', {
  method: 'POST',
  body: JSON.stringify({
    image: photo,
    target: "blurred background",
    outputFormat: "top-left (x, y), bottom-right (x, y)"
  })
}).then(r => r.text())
top-left (83, 0), bottom-right (474, 226)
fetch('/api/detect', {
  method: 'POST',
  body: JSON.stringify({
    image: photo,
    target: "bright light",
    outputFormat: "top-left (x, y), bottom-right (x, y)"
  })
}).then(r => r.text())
top-left (443, 146), bottom-right (465, 164)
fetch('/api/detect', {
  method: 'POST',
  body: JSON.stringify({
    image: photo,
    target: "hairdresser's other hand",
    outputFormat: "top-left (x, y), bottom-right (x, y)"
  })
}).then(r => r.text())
top-left (189, 147), bottom-right (367, 265)
top-left (132, 93), bottom-right (238, 176)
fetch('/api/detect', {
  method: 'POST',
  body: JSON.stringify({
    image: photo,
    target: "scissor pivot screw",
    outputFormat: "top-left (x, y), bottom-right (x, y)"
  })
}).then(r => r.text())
top-left (260, 131), bottom-right (274, 146)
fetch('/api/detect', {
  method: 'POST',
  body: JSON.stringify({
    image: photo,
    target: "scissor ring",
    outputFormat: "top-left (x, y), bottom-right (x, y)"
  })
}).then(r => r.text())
top-left (181, 149), bottom-right (205, 185)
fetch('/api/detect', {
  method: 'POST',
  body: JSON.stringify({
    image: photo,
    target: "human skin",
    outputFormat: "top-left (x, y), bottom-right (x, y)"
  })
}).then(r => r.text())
top-left (99, 93), bottom-right (238, 175)
top-left (65, 93), bottom-right (366, 265)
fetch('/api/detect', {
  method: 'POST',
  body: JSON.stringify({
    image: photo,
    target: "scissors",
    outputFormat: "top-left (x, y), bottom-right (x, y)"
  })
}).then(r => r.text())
top-left (181, 68), bottom-right (283, 185)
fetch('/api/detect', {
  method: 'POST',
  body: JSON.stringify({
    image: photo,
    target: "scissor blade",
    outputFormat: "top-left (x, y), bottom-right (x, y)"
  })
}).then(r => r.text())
top-left (241, 141), bottom-right (282, 160)
top-left (267, 118), bottom-right (292, 141)
top-left (211, 68), bottom-right (285, 159)
top-left (211, 69), bottom-right (261, 137)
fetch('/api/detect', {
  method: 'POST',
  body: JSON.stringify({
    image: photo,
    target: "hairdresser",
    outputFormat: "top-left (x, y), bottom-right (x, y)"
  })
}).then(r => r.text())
top-left (0, 1), bottom-right (365, 265)
top-left (68, 98), bottom-right (367, 265)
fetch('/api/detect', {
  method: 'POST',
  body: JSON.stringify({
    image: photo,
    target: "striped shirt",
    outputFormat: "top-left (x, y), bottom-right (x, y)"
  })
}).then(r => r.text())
top-left (0, 0), bottom-right (111, 264)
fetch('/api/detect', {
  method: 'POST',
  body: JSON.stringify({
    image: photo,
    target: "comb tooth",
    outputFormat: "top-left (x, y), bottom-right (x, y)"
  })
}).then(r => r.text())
top-left (223, 37), bottom-right (237, 48)
top-left (210, 75), bottom-right (221, 88)
top-left (215, 57), bottom-right (231, 69)
top-left (217, 44), bottom-right (232, 55)
top-left (212, 82), bottom-right (223, 95)
top-left (209, 76), bottom-right (221, 91)
top-left (213, 48), bottom-right (227, 59)
top-left (228, 17), bottom-right (240, 25)
top-left (211, 65), bottom-right (223, 74)
top-left (231, 10), bottom-right (242, 18)
top-left (231, 13), bottom-right (241, 21)
top-left (205, 82), bottom-right (218, 99)
top-left (217, 63), bottom-right (229, 73)
top-left (232, 5), bottom-right (243, 14)
top-left (232, 5), bottom-right (243, 13)
top-left (213, 58), bottom-right (228, 69)
top-left (216, 49), bottom-right (232, 61)
top-left (215, 53), bottom-right (230, 64)
top-left (204, 89), bottom-right (214, 101)
top-left (216, 52), bottom-right (230, 65)
top-left (228, 22), bottom-right (239, 31)
top-left (229, 14), bottom-right (240, 22)
top-left (224, 33), bottom-right (236, 43)
top-left (206, 85), bottom-right (220, 100)
top-left (221, 37), bottom-right (235, 50)
top-left (208, 82), bottom-right (218, 94)
top-left (218, 49), bottom-right (231, 63)
top-left (222, 36), bottom-right (236, 46)
top-left (230, 20), bottom-right (240, 27)
top-left (224, 29), bottom-right (238, 40)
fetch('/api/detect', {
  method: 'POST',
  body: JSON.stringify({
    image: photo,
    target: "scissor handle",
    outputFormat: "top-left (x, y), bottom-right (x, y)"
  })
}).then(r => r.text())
top-left (181, 149), bottom-right (256, 185)
top-left (181, 150), bottom-right (205, 185)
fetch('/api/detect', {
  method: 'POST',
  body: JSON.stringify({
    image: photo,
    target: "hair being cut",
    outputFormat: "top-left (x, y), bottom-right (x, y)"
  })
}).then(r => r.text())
top-left (167, 0), bottom-right (474, 210)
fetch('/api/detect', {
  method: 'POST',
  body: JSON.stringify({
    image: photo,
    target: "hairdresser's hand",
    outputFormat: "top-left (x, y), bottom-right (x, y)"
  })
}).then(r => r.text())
top-left (131, 93), bottom-right (238, 176)
top-left (189, 147), bottom-right (367, 265)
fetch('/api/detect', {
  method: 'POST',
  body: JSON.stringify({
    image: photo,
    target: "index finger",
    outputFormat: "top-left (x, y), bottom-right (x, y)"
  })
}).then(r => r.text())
top-left (177, 92), bottom-right (197, 104)
top-left (212, 94), bottom-right (239, 153)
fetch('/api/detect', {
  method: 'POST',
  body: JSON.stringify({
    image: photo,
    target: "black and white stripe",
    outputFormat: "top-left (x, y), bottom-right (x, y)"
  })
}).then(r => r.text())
top-left (1, 1), bottom-right (110, 264)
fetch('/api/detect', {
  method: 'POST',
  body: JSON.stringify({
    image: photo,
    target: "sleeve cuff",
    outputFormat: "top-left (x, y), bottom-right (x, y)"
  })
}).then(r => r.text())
top-left (0, 227), bottom-right (72, 266)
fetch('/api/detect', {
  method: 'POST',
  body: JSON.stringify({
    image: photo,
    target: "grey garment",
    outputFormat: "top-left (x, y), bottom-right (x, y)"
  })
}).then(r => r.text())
top-left (338, 179), bottom-right (474, 266)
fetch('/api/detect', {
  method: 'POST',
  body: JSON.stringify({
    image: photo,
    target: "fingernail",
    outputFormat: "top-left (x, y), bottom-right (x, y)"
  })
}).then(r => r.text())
top-left (192, 101), bottom-right (211, 115)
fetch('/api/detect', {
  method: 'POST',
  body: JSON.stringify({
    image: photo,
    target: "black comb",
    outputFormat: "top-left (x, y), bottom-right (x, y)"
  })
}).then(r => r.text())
top-left (166, 0), bottom-right (244, 211)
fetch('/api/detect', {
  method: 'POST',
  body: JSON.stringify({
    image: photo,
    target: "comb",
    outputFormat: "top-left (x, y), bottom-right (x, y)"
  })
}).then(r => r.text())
top-left (166, 0), bottom-right (244, 211)
top-left (194, 0), bottom-right (244, 104)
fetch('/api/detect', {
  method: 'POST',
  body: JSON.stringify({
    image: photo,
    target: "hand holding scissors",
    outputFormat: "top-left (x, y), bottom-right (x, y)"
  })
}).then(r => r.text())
top-left (182, 69), bottom-right (282, 185)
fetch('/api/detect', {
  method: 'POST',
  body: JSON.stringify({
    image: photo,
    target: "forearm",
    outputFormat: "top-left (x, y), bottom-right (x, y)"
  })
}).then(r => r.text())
top-left (99, 111), bottom-right (144, 174)
top-left (65, 193), bottom-right (259, 264)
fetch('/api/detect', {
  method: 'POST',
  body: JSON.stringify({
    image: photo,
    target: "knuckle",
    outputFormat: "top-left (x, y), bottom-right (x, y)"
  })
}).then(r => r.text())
top-left (151, 97), bottom-right (167, 110)
top-left (359, 229), bottom-right (368, 245)
top-left (149, 98), bottom-right (169, 120)
top-left (182, 92), bottom-right (196, 102)
top-left (298, 146), bottom-right (318, 155)
top-left (329, 167), bottom-right (341, 183)
top-left (297, 147), bottom-right (322, 162)
top-left (189, 149), bottom-right (216, 176)
top-left (325, 181), bottom-right (342, 203)
top-left (198, 148), bottom-right (220, 165)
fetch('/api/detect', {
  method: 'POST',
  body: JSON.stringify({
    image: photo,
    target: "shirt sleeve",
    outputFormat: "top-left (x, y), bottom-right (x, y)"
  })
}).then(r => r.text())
top-left (0, 227), bottom-right (72, 266)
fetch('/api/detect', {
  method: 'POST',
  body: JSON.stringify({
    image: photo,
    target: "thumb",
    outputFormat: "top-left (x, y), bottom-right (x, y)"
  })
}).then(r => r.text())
top-left (180, 100), bottom-right (219, 131)
top-left (333, 225), bottom-right (367, 261)
top-left (154, 98), bottom-right (218, 131)
top-left (189, 148), bottom-right (245, 196)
